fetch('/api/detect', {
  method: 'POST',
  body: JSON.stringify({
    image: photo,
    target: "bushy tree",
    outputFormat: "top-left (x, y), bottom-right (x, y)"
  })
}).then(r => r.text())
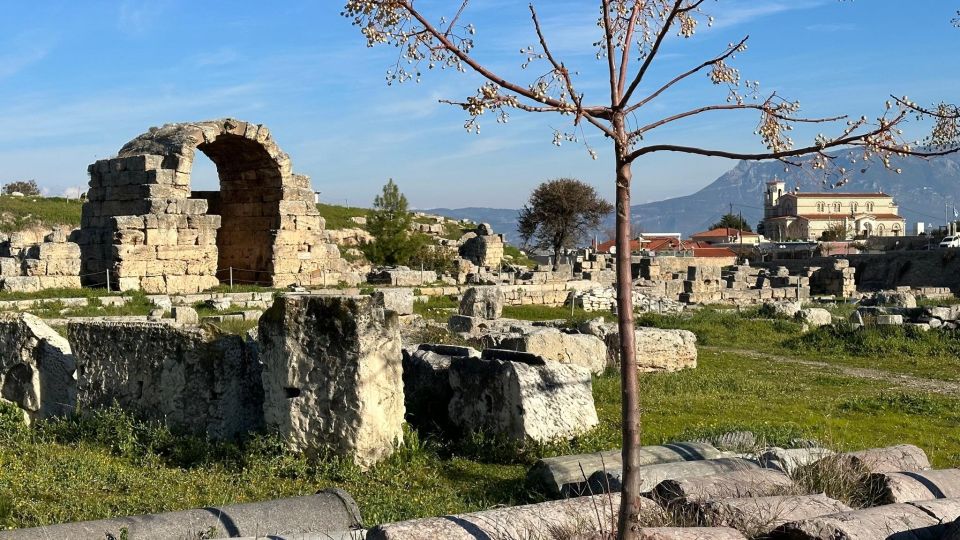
top-left (2, 180), bottom-right (40, 196)
top-left (362, 179), bottom-right (422, 265)
top-left (518, 178), bottom-right (613, 265)
top-left (710, 213), bottom-right (751, 232)
top-left (820, 222), bottom-right (851, 241)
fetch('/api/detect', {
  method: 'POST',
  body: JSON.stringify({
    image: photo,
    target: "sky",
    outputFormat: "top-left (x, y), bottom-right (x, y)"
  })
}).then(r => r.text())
top-left (0, 0), bottom-right (957, 209)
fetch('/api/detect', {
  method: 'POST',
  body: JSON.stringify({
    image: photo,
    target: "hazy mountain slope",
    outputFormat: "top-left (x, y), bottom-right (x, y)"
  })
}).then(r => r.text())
top-left (428, 153), bottom-right (960, 241)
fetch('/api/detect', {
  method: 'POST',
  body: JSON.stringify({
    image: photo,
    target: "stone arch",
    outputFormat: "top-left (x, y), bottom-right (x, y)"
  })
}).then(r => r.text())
top-left (79, 119), bottom-right (352, 294)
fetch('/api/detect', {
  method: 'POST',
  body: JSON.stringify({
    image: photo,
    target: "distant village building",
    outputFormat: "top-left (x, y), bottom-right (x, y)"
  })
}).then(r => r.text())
top-left (690, 227), bottom-right (761, 246)
top-left (761, 180), bottom-right (905, 241)
top-left (595, 234), bottom-right (736, 258)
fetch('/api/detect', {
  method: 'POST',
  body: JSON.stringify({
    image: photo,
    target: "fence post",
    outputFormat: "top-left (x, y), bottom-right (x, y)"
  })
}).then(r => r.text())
top-left (229, 267), bottom-right (234, 290)
top-left (105, 269), bottom-right (111, 292)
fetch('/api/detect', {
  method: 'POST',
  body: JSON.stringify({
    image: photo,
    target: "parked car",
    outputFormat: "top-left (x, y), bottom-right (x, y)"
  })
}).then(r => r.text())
top-left (939, 235), bottom-right (960, 248)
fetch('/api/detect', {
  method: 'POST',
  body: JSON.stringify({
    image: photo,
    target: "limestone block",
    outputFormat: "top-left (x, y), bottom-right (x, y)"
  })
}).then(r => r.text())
top-left (652, 469), bottom-right (796, 507)
top-left (876, 291), bottom-right (917, 308)
top-left (37, 276), bottom-right (81, 289)
top-left (401, 347), bottom-right (460, 430)
top-left (172, 306), bottom-right (199, 325)
top-left (828, 444), bottom-right (931, 474)
top-left (447, 350), bottom-right (599, 443)
top-left (877, 314), bottom-right (904, 325)
top-left (1, 276), bottom-right (41, 293)
top-left (634, 528), bottom-right (746, 540)
top-left (699, 494), bottom-right (851, 536)
top-left (500, 328), bottom-right (607, 374)
top-left (589, 458), bottom-right (763, 494)
top-left (869, 469), bottom-right (960, 503)
top-left (0, 258), bottom-right (19, 277)
top-left (458, 286), bottom-right (504, 319)
top-left (605, 327), bottom-right (697, 372)
top-left (759, 447), bottom-right (835, 475)
top-left (372, 288), bottom-right (414, 316)
top-left (69, 320), bottom-right (262, 440)
top-left (259, 294), bottom-right (404, 468)
top-left (21, 259), bottom-right (45, 276)
top-left (0, 313), bottom-right (75, 421)
top-left (771, 500), bottom-right (960, 540)
top-left (796, 308), bottom-right (832, 327)
top-left (527, 442), bottom-right (723, 498)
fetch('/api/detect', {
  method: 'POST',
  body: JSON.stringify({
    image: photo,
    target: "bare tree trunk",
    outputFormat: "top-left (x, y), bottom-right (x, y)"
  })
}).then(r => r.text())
top-left (614, 154), bottom-right (641, 539)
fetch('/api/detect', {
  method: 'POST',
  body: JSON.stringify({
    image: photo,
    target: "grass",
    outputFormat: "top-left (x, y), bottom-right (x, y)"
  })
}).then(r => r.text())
top-left (0, 196), bottom-right (82, 233)
top-left (503, 244), bottom-right (536, 267)
top-left (22, 292), bottom-right (156, 319)
top-left (413, 295), bottom-right (458, 323)
top-left (316, 203), bottom-right (370, 230)
top-left (638, 307), bottom-right (960, 381)
top-left (0, 287), bottom-right (120, 302)
top-left (502, 304), bottom-right (601, 325)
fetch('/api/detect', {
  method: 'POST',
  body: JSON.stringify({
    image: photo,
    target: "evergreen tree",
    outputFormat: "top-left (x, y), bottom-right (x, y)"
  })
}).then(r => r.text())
top-left (709, 213), bottom-right (752, 232)
top-left (362, 179), bottom-right (421, 265)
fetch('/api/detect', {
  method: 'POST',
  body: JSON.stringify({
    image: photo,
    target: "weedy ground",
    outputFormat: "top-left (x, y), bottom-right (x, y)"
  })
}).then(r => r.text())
top-left (1, 307), bottom-right (958, 530)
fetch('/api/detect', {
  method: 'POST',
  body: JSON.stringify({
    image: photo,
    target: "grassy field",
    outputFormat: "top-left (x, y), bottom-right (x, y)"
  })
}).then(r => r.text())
top-left (0, 196), bottom-right (82, 232)
top-left (1, 306), bottom-right (959, 530)
top-left (315, 203), bottom-right (370, 230)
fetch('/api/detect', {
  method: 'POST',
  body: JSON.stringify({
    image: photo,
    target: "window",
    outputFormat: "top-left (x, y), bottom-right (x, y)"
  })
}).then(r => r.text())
top-left (833, 202), bottom-right (841, 212)
top-left (866, 202), bottom-right (874, 212)
top-left (817, 202), bottom-right (825, 212)
top-left (851, 202), bottom-right (858, 213)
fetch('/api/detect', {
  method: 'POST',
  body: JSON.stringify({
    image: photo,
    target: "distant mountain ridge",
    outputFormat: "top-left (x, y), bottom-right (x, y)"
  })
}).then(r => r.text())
top-left (429, 152), bottom-right (960, 241)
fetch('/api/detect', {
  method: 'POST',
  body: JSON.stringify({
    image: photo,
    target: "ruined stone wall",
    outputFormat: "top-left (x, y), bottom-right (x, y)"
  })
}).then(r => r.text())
top-left (0, 313), bottom-right (75, 422)
top-left (0, 236), bottom-right (82, 292)
top-left (68, 320), bottom-right (263, 440)
top-left (79, 119), bottom-right (354, 294)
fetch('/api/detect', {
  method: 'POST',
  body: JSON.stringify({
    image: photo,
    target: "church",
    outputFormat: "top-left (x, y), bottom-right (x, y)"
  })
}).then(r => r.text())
top-left (760, 180), bottom-right (906, 241)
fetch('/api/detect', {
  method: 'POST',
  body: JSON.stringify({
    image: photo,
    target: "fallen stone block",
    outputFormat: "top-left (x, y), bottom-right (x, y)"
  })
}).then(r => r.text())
top-left (0, 313), bottom-right (75, 421)
top-left (527, 442), bottom-right (724, 498)
top-left (0, 490), bottom-right (362, 540)
top-left (699, 494), bottom-right (851, 537)
top-left (795, 308), bottom-right (832, 327)
top-left (651, 469), bottom-right (795, 507)
top-left (634, 527), bottom-right (746, 540)
top-left (876, 291), bottom-right (917, 308)
top-left (589, 457), bottom-right (763, 494)
top-left (693, 431), bottom-right (757, 453)
top-left (605, 327), bottom-right (697, 372)
top-left (458, 286), bottom-right (504, 319)
top-left (869, 469), bottom-right (960, 503)
top-left (69, 320), bottom-right (262, 440)
top-left (877, 314), bottom-right (904, 325)
top-left (367, 493), bottom-right (661, 540)
top-left (402, 347), bottom-right (461, 430)
top-left (447, 314), bottom-right (491, 336)
top-left (769, 499), bottom-right (960, 540)
top-left (829, 444), bottom-right (930, 474)
top-left (448, 352), bottom-right (598, 443)
top-left (500, 328), bottom-right (607, 374)
top-left (374, 288), bottom-right (414, 316)
top-left (172, 305), bottom-right (199, 324)
top-left (259, 294), bottom-right (403, 468)
top-left (759, 447), bottom-right (834, 475)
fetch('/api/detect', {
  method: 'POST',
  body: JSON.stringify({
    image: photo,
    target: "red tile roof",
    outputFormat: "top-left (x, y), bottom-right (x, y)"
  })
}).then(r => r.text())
top-left (691, 247), bottom-right (737, 258)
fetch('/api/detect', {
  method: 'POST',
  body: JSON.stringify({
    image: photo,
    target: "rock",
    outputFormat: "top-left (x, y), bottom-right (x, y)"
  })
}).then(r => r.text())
top-left (946, 518), bottom-right (960, 540)
top-left (848, 310), bottom-right (864, 326)
top-left (458, 232), bottom-right (504, 268)
top-left (447, 314), bottom-right (490, 336)
top-left (694, 431), bottom-right (757, 453)
top-left (259, 294), bottom-right (404, 468)
top-left (402, 348), bottom-right (457, 430)
top-left (925, 306), bottom-right (954, 321)
top-left (207, 298), bottom-right (233, 311)
top-left (877, 314), bottom-right (904, 325)
top-left (373, 288), bottom-right (414, 316)
top-left (634, 527), bottom-right (747, 540)
top-left (795, 308), bottom-right (832, 327)
top-left (770, 499), bottom-right (960, 540)
top-left (759, 447), bottom-right (834, 475)
top-left (447, 350), bottom-right (599, 443)
top-left (500, 328), bottom-right (607, 374)
top-left (699, 494), bottom-right (851, 537)
top-left (147, 308), bottom-right (165, 320)
top-left (605, 328), bottom-right (698, 372)
top-left (527, 442), bottom-right (724, 498)
top-left (458, 286), bottom-right (504, 319)
top-left (0, 490), bottom-right (363, 540)
top-left (417, 343), bottom-right (480, 358)
top-left (149, 295), bottom-right (173, 310)
top-left (368, 492), bottom-right (661, 540)
top-left (876, 291), bottom-right (917, 308)
top-left (762, 301), bottom-right (802, 319)
top-left (589, 457), bottom-right (763, 494)
top-left (652, 469), bottom-right (796, 507)
top-left (577, 316), bottom-right (612, 339)
top-left (172, 306), bottom-right (199, 324)
top-left (69, 320), bottom-right (261, 440)
top-left (868, 469), bottom-right (960, 503)
top-left (0, 314), bottom-right (75, 421)
top-left (830, 444), bottom-right (931, 474)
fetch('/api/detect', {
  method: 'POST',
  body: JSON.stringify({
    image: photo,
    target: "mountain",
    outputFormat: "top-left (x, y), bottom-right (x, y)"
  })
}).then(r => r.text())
top-left (428, 152), bottom-right (960, 241)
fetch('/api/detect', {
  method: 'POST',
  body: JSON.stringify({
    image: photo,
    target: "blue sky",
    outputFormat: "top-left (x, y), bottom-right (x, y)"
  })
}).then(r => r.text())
top-left (0, 1), bottom-right (957, 208)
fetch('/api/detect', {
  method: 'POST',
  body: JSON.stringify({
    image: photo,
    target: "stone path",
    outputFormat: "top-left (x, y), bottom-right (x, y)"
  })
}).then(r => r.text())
top-left (705, 346), bottom-right (960, 397)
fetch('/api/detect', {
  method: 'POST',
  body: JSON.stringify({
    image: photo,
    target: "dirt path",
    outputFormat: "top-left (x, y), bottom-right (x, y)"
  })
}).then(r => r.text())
top-left (704, 346), bottom-right (960, 397)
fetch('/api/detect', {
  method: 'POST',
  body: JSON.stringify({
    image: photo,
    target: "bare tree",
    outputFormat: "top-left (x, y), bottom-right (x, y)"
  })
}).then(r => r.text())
top-left (341, 2), bottom-right (959, 536)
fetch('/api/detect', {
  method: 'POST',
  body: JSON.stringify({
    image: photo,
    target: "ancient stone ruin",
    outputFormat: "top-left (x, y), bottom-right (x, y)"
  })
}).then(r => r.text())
top-left (78, 119), bottom-right (355, 294)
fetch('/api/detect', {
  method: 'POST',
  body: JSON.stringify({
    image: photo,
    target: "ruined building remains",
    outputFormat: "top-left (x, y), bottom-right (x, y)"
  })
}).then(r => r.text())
top-left (78, 119), bottom-right (355, 294)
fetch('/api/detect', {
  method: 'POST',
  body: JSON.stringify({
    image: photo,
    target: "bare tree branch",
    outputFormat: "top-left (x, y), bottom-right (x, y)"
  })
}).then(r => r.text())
top-left (616, 2), bottom-right (644, 99)
top-left (630, 101), bottom-right (846, 138)
top-left (601, 0), bottom-right (620, 104)
top-left (619, 0), bottom-right (684, 107)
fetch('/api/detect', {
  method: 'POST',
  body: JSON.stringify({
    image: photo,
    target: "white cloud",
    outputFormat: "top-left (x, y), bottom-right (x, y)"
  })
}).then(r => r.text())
top-left (711, 1), bottom-right (826, 29)
top-left (118, 0), bottom-right (170, 36)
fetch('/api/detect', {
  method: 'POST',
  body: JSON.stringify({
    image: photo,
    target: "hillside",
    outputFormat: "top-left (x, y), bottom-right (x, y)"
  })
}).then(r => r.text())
top-left (0, 196), bottom-right (83, 233)
top-left (423, 207), bottom-right (523, 244)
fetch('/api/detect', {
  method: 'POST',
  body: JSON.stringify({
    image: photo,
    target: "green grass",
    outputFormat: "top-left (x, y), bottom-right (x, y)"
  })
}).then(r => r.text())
top-left (0, 196), bottom-right (82, 233)
top-left (316, 203), bottom-right (370, 230)
top-left (0, 287), bottom-right (119, 302)
top-left (413, 295), bottom-right (458, 323)
top-left (24, 292), bottom-right (156, 319)
top-left (503, 245), bottom-right (536, 267)
top-left (2, 346), bottom-right (958, 530)
top-left (502, 304), bottom-right (601, 325)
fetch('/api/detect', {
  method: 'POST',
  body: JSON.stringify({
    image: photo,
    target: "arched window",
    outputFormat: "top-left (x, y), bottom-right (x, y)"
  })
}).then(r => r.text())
top-left (851, 202), bottom-right (858, 213)
top-left (892, 223), bottom-right (901, 236)
top-left (817, 202), bottom-right (825, 212)
top-left (866, 202), bottom-right (874, 212)
top-left (833, 202), bottom-right (841, 212)
top-left (878, 224), bottom-right (886, 235)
